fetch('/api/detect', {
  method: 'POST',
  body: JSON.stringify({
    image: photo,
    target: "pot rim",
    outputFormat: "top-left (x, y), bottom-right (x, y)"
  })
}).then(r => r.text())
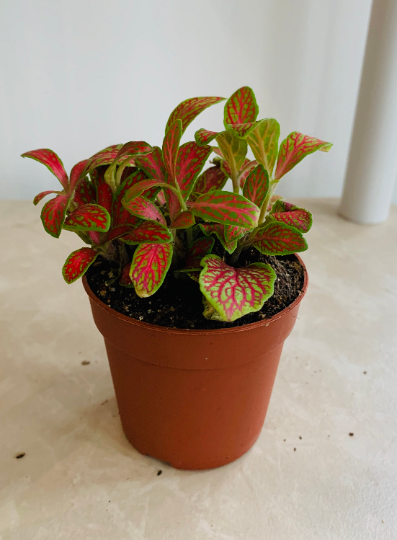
top-left (82, 253), bottom-right (308, 336)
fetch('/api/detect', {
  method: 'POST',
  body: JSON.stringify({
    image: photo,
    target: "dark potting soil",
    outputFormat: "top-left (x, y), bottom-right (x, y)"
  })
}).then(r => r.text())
top-left (86, 247), bottom-right (305, 330)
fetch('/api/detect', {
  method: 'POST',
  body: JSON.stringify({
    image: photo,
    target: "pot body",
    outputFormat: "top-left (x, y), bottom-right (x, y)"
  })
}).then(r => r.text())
top-left (83, 256), bottom-right (307, 470)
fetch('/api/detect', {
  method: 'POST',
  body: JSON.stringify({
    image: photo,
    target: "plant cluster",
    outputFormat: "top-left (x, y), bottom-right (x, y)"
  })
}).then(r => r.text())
top-left (23, 87), bottom-right (331, 322)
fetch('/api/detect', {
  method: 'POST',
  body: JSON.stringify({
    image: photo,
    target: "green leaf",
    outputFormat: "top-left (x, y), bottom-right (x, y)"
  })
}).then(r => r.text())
top-left (246, 119), bottom-right (280, 176)
top-left (216, 131), bottom-right (247, 179)
top-left (253, 221), bottom-right (308, 255)
top-left (189, 190), bottom-right (259, 228)
top-left (275, 132), bottom-right (332, 180)
top-left (224, 87), bottom-right (259, 128)
top-left (130, 243), bottom-right (173, 298)
top-left (199, 255), bottom-right (276, 322)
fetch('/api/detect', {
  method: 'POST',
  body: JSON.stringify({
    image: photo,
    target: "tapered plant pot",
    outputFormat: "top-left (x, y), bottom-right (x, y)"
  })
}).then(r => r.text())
top-left (82, 255), bottom-right (308, 470)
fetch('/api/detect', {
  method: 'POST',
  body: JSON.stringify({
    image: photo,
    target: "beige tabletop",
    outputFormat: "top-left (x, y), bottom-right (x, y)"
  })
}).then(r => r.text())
top-left (1, 199), bottom-right (396, 540)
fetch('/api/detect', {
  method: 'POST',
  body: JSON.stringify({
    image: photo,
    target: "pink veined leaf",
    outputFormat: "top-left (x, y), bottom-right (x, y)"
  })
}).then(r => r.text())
top-left (85, 145), bottom-right (123, 175)
top-left (253, 221), bottom-right (308, 255)
top-left (227, 122), bottom-right (260, 138)
top-left (243, 164), bottom-right (269, 208)
top-left (64, 204), bottom-right (111, 232)
top-left (21, 149), bottom-right (69, 191)
top-left (130, 243), bottom-right (173, 298)
top-left (175, 142), bottom-right (212, 199)
top-left (195, 166), bottom-right (228, 194)
top-left (97, 181), bottom-right (113, 213)
top-left (239, 159), bottom-right (258, 188)
top-left (119, 263), bottom-right (135, 287)
top-left (212, 147), bottom-right (223, 158)
top-left (165, 189), bottom-right (182, 221)
top-left (121, 221), bottom-right (172, 244)
top-left (224, 87), bottom-right (259, 128)
top-left (166, 96), bottom-right (225, 135)
top-left (224, 224), bottom-right (247, 244)
top-left (170, 211), bottom-right (195, 229)
top-left (199, 255), bottom-right (276, 322)
top-left (220, 159), bottom-right (232, 178)
top-left (122, 195), bottom-right (166, 226)
top-left (183, 236), bottom-right (215, 270)
top-left (33, 190), bottom-right (59, 206)
top-left (112, 170), bottom-right (148, 226)
top-left (115, 141), bottom-right (152, 160)
top-left (270, 200), bottom-right (313, 233)
top-left (157, 190), bottom-right (166, 205)
top-left (275, 132), bottom-right (333, 180)
top-left (135, 147), bottom-right (166, 182)
top-left (62, 247), bottom-right (98, 284)
top-left (124, 179), bottom-right (175, 203)
top-left (199, 223), bottom-right (238, 254)
top-left (73, 178), bottom-right (96, 207)
top-left (163, 119), bottom-right (182, 182)
top-left (189, 190), bottom-right (259, 228)
top-left (41, 194), bottom-right (69, 238)
top-left (195, 129), bottom-right (219, 146)
top-left (69, 159), bottom-right (90, 192)
top-left (88, 231), bottom-right (101, 245)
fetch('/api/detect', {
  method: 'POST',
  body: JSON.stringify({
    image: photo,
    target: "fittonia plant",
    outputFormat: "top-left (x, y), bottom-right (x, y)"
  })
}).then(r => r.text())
top-left (22, 87), bottom-right (332, 322)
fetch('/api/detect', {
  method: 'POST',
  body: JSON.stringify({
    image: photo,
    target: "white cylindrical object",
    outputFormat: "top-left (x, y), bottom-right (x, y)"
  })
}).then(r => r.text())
top-left (339, 0), bottom-right (397, 224)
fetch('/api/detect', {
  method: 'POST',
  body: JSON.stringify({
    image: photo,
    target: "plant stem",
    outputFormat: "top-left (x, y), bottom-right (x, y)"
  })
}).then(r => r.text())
top-left (229, 243), bottom-right (244, 266)
top-left (186, 227), bottom-right (193, 249)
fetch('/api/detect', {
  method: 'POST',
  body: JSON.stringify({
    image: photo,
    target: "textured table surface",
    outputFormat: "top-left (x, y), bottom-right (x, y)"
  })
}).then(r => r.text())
top-left (1, 199), bottom-right (396, 540)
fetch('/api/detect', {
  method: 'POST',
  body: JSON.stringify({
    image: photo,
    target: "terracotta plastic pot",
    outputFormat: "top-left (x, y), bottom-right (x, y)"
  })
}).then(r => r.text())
top-left (82, 255), bottom-right (308, 470)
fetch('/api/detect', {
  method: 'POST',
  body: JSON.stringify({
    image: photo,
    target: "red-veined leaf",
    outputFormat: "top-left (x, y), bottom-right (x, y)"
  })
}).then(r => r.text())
top-left (69, 159), bottom-right (90, 192)
top-left (33, 190), bottom-right (58, 206)
top-left (105, 224), bottom-right (137, 242)
top-left (267, 194), bottom-right (283, 212)
top-left (162, 119), bottom-right (182, 182)
top-left (124, 179), bottom-right (175, 203)
top-left (253, 221), bottom-right (308, 255)
top-left (183, 236), bottom-right (215, 270)
top-left (122, 196), bottom-right (166, 225)
top-left (199, 255), bottom-right (276, 322)
top-left (166, 96), bottom-right (225, 134)
top-left (88, 231), bottom-right (101, 245)
top-left (224, 224), bottom-right (247, 244)
top-left (165, 189), bottom-right (182, 221)
top-left (216, 131), bottom-right (247, 177)
top-left (176, 142), bottom-right (212, 199)
top-left (85, 144), bottom-right (123, 174)
top-left (189, 190), bottom-right (259, 228)
top-left (21, 149), bottom-right (68, 191)
top-left (41, 194), bottom-right (69, 238)
top-left (135, 147), bottom-right (166, 182)
top-left (195, 165), bottom-right (228, 194)
top-left (112, 170), bottom-right (148, 226)
top-left (195, 129), bottom-right (219, 146)
top-left (115, 141), bottom-right (152, 160)
top-left (224, 87), bottom-right (259, 128)
top-left (170, 211), bottom-right (195, 229)
top-left (157, 190), bottom-right (166, 205)
top-left (119, 263), bottom-right (135, 287)
top-left (97, 181), bottom-right (113, 213)
top-left (199, 223), bottom-right (237, 254)
top-left (73, 178), bottom-right (96, 207)
top-left (238, 159), bottom-right (258, 188)
top-left (62, 247), bottom-right (98, 284)
top-left (270, 200), bottom-right (312, 233)
top-left (275, 132), bottom-right (332, 180)
top-left (122, 221), bottom-right (172, 244)
top-left (130, 243), bottom-right (173, 298)
top-left (243, 164), bottom-right (269, 208)
top-left (247, 119), bottom-right (280, 175)
top-left (227, 122), bottom-right (259, 138)
top-left (63, 204), bottom-right (111, 232)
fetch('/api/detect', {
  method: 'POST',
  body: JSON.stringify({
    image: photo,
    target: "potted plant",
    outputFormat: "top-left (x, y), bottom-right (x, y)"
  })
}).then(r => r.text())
top-left (22, 87), bottom-right (332, 470)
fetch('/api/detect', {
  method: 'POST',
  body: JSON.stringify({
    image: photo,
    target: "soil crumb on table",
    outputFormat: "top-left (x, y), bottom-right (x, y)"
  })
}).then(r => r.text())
top-left (86, 247), bottom-right (305, 330)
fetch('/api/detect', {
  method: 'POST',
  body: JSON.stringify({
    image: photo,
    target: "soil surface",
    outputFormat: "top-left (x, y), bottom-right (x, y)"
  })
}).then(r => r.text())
top-left (86, 246), bottom-right (305, 330)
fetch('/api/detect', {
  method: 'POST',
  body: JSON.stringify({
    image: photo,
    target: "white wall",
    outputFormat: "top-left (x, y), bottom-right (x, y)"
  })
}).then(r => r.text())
top-left (2, 0), bottom-right (383, 204)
